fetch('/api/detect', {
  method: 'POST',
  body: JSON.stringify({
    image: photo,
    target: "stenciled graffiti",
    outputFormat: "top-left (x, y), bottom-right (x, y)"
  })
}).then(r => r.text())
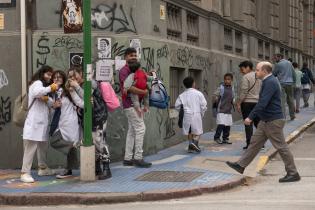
top-left (91, 3), bottom-right (137, 34)
top-left (53, 36), bottom-right (83, 50)
top-left (170, 47), bottom-right (193, 67)
top-left (0, 96), bottom-right (11, 131)
top-left (36, 32), bottom-right (50, 68)
top-left (0, 69), bottom-right (9, 90)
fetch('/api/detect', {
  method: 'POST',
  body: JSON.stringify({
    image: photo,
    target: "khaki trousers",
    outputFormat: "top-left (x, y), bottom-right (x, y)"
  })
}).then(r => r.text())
top-left (21, 140), bottom-right (48, 174)
top-left (238, 119), bottom-right (298, 175)
top-left (124, 108), bottom-right (146, 160)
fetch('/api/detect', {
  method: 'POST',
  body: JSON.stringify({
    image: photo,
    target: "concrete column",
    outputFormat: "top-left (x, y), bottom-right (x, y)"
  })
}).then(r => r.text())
top-left (80, 145), bottom-right (96, 181)
top-left (181, 9), bottom-right (187, 43)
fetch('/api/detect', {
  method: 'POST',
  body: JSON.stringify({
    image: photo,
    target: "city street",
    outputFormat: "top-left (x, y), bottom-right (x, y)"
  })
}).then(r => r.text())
top-left (1, 124), bottom-right (315, 210)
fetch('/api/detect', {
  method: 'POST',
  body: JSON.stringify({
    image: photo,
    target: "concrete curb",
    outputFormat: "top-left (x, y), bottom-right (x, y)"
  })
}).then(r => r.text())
top-left (257, 117), bottom-right (315, 172)
top-left (0, 176), bottom-right (246, 206)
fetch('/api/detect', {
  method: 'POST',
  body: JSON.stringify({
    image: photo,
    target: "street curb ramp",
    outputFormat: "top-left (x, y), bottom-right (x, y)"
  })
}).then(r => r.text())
top-left (0, 176), bottom-right (245, 206)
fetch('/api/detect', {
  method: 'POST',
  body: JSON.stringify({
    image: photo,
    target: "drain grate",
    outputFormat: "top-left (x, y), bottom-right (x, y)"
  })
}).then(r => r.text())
top-left (135, 171), bottom-right (204, 182)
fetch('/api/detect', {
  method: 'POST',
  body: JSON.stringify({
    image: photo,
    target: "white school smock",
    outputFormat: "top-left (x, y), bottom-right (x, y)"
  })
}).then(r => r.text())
top-left (50, 96), bottom-right (80, 143)
top-left (23, 80), bottom-right (52, 142)
top-left (175, 88), bottom-right (207, 135)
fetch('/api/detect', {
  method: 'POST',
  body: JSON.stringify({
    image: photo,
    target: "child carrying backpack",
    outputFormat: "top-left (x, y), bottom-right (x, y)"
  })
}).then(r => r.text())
top-left (212, 73), bottom-right (235, 144)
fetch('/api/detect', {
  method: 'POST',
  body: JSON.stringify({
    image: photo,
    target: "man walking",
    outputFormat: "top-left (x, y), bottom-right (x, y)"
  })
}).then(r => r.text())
top-left (226, 61), bottom-right (300, 183)
top-left (237, 61), bottom-right (261, 149)
top-left (273, 54), bottom-right (296, 120)
top-left (300, 63), bottom-right (315, 108)
top-left (119, 48), bottom-right (152, 168)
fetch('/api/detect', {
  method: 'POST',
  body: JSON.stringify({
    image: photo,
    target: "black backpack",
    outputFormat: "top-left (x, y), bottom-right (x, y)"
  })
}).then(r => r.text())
top-left (301, 69), bottom-right (310, 84)
top-left (92, 83), bottom-right (108, 128)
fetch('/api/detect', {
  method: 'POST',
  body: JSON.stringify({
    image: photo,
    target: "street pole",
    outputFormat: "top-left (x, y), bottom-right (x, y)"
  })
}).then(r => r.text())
top-left (80, 0), bottom-right (95, 181)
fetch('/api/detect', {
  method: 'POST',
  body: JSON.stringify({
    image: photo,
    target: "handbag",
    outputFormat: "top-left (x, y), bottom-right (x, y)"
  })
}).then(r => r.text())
top-left (178, 104), bottom-right (184, 128)
top-left (12, 93), bottom-right (35, 127)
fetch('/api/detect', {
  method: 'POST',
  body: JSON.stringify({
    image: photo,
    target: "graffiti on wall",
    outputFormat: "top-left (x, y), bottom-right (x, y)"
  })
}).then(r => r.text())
top-left (34, 32), bottom-right (83, 70)
top-left (142, 44), bottom-right (169, 79)
top-left (0, 96), bottom-right (11, 131)
top-left (91, 3), bottom-right (137, 34)
top-left (36, 32), bottom-right (50, 68)
top-left (0, 70), bottom-right (9, 90)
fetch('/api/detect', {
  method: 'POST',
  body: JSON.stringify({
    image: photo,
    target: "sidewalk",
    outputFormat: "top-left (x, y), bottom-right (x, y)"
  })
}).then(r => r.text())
top-left (1, 98), bottom-right (315, 205)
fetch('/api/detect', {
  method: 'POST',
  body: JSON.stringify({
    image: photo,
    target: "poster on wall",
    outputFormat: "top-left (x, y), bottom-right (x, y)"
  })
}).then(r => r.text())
top-left (96, 60), bottom-right (114, 81)
top-left (0, 0), bottom-right (16, 8)
top-left (69, 52), bottom-right (83, 69)
top-left (130, 39), bottom-right (141, 59)
top-left (97, 38), bottom-right (112, 59)
top-left (0, 14), bottom-right (4, 30)
top-left (62, 0), bottom-right (83, 34)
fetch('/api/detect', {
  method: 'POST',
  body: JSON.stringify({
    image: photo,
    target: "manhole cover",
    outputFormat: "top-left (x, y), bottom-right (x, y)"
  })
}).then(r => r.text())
top-left (135, 171), bottom-right (204, 182)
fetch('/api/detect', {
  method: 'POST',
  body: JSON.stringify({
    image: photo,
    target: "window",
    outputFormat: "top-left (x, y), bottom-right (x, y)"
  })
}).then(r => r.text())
top-left (265, 42), bottom-right (270, 60)
top-left (187, 12), bottom-right (199, 46)
top-left (169, 67), bottom-right (185, 108)
top-left (189, 69), bottom-right (202, 91)
top-left (258, 40), bottom-right (263, 59)
top-left (167, 3), bottom-right (182, 42)
top-left (235, 31), bottom-right (243, 55)
top-left (224, 27), bottom-right (233, 52)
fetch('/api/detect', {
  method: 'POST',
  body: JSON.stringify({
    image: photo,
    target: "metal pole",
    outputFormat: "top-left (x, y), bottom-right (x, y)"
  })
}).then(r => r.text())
top-left (81, 0), bottom-right (95, 181)
top-left (83, 0), bottom-right (92, 146)
top-left (20, 0), bottom-right (27, 96)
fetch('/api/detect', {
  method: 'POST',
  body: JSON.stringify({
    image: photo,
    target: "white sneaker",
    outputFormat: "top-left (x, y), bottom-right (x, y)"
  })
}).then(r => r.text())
top-left (38, 167), bottom-right (55, 176)
top-left (20, 173), bottom-right (35, 183)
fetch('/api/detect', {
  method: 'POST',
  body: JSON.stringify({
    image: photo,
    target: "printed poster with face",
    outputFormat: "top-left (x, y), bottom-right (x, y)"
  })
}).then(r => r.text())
top-left (98, 38), bottom-right (112, 59)
top-left (130, 39), bottom-right (141, 59)
top-left (62, 0), bottom-right (83, 33)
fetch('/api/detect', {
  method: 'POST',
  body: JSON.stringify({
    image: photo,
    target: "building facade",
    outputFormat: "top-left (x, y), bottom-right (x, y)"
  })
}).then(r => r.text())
top-left (0, 0), bottom-right (314, 168)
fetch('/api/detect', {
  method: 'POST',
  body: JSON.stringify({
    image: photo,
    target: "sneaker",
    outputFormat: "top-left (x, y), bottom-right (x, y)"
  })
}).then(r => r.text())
top-left (123, 159), bottom-right (134, 166)
top-left (38, 167), bottom-right (55, 176)
top-left (134, 159), bottom-right (152, 168)
top-left (56, 170), bottom-right (72, 179)
top-left (20, 173), bottom-right (35, 183)
top-left (223, 139), bottom-right (232, 144)
top-left (187, 144), bottom-right (195, 153)
top-left (214, 138), bottom-right (223, 144)
top-left (189, 142), bottom-right (201, 153)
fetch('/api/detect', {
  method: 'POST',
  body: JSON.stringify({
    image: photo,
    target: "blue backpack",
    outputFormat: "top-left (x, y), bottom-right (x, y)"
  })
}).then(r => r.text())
top-left (149, 78), bottom-right (169, 109)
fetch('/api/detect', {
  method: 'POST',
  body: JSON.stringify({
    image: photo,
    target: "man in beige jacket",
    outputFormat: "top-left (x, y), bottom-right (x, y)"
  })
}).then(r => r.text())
top-left (237, 61), bottom-right (262, 149)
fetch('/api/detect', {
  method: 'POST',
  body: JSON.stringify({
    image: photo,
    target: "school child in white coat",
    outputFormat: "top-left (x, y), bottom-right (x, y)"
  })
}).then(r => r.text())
top-left (21, 65), bottom-right (59, 183)
top-left (48, 70), bottom-right (80, 179)
top-left (175, 77), bottom-right (207, 153)
top-left (67, 67), bottom-right (112, 180)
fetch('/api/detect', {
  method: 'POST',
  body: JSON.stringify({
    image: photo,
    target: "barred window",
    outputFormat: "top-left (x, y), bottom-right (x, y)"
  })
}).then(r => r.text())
top-left (169, 67), bottom-right (185, 108)
top-left (167, 3), bottom-right (182, 42)
top-left (265, 42), bottom-right (270, 60)
top-left (224, 27), bottom-right (233, 52)
top-left (258, 40), bottom-right (264, 59)
top-left (187, 12), bottom-right (199, 46)
top-left (235, 31), bottom-right (243, 55)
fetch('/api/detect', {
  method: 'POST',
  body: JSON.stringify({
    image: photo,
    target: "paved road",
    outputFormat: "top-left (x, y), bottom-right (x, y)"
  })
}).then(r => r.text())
top-left (2, 124), bottom-right (315, 210)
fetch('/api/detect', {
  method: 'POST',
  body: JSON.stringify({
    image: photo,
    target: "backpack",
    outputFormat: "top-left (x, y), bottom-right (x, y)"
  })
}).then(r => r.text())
top-left (12, 93), bottom-right (35, 127)
top-left (92, 83), bottom-right (108, 128)
top-left (149, 78), bottom-right (169, 109)
top-left (134, 69), bottom-right (148, 100)
top-left (99, 82), bottom-right (120, 112)
top-left (301, 69), bottom-right (310, 84)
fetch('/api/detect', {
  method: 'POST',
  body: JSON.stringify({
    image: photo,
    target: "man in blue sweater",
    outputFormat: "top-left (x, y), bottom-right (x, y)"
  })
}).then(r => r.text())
top-left (226, 61), bottom-right (300, 183)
